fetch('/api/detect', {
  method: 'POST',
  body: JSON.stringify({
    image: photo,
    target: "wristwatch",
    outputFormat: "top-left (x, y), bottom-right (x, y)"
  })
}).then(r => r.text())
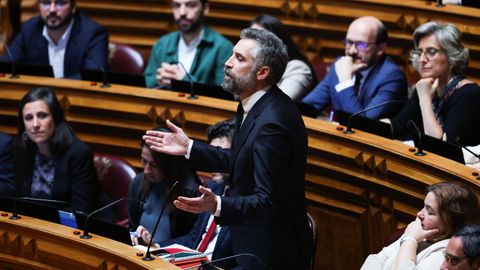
top-left (400, 235), bottom-right (418, 246)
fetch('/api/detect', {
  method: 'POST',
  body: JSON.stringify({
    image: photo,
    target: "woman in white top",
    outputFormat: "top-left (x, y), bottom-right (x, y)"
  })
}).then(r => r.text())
top-left (361, 182), bottom-right (480, 270)
top-left (250, 14), bottom-right (317, 101)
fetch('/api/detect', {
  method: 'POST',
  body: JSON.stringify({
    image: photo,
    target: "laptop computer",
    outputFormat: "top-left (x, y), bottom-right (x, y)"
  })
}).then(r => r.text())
top-left (335, 110), bottom-right (394, 139)
top-left (0, 61), bottom-right (54, 77)
top-left (75, 212), bottom-right (132, 245)
top-left (81, 68), bottom-right (146, 88)
top-left (412, 134), bottom-right (465, 164)
top-left (171, 79), bottom-right (235, 101)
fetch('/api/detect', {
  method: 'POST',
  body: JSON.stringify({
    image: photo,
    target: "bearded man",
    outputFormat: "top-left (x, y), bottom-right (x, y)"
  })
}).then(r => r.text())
top-left (1, 0), bottom-right (108, 79)
top-left (144, 0), bottom-right (232, 89)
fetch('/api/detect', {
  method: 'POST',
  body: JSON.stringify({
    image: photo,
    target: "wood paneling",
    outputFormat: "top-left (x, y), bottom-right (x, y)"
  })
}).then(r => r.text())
top-left (0, 213), bottom-right (178, 269)
top-left (1, 76), bottom-right (479, 269)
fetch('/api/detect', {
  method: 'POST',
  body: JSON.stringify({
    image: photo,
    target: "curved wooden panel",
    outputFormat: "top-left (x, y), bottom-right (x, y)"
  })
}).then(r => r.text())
top-left (0, 75), bottom-right (479, 269)
top-left (0, 212), bottom-right (178, 269)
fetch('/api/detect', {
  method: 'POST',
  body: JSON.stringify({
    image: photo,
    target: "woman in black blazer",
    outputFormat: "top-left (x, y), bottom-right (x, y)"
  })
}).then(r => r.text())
top-left (13, 87), bottom-right (97, 213)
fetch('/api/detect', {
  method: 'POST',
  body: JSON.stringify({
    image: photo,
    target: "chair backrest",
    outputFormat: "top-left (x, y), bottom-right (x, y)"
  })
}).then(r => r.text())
top-left (312, 61), bottom-right (331, 82)
top-left (307, 211), bottom-right (318, 270)
top-left (93, 153), bottom-right (136, 227)
top-left (108, 42), bottom-right (146, 74)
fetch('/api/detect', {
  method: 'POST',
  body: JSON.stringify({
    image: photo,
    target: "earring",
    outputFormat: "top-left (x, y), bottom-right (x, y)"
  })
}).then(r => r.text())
top-left (22, 131), bottom-right (30, 141)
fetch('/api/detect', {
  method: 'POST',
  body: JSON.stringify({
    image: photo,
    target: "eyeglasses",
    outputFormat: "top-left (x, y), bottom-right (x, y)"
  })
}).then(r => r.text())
top-left (412, 47), bottom-right (443, 60)
top-left (140, 158), bottom-right (158, 168)
top-left (343, 39), bottom-right (377, 52)
top-left (443, 251), bottom-right (468, 267)
top-left (39, 0), bottom-right (70, 9)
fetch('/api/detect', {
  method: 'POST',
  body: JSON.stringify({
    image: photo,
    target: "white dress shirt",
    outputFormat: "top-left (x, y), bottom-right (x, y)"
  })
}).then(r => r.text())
top-left (42, 20), bottom-right (74, 78)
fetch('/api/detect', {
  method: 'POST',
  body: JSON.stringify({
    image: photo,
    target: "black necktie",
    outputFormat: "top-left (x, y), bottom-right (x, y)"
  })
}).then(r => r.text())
top-left (234, 102), bottom-right (244, 136)
top-left (354, 72), bottom-right (363, 95)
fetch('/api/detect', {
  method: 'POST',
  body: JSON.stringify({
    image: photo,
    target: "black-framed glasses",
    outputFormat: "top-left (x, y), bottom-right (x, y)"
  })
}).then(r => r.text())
top-left (443, 251), bottom-right (468, 267)
top-left (343, 39), bottom-right (377, 52)
top-left (39, 0), bottom-right (70, 8)
top-left (412, 47), bottom-right (443, 60)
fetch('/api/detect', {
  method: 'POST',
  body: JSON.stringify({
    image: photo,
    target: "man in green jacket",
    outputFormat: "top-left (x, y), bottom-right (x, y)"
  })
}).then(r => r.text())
top-left (144, 0), bottom-right (233, 89)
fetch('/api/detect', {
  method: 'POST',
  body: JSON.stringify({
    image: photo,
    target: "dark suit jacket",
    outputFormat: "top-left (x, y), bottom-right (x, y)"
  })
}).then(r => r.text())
top-left (189, 86), bottom-right (312, 270)
top-left (1, 11), bottom-right (108, 79)
top-left (17, 138), bottom-right (98, 213)
top-left (160, 182), bottom-right (236, 269)
top-left (0, 132), bottom-right (15, 196)
top-left (302, 55), bottom-right (407, 119)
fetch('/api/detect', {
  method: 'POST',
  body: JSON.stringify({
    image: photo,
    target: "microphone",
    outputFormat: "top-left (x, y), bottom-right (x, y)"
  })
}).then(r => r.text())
top-left (407, 120), bottom-right (426, 156)
top-left (79, 197), bottom-right (127, 239)
top-left (84, 48), bottom-right (109, 88)
top-left (177, 62), bottom-right (197, 100)
top-left (182, 253), bottom-right (266, 270)
top-left (143, 180), bottom-right (179, 261)
top-left (10, 197), bottom-right (69, 220)
top-left (1, 38), bottom-right (19, 79)
top-left (344, 100), bottom-right (405, 134)
top-left (455, 136), bottom-right (480, 160)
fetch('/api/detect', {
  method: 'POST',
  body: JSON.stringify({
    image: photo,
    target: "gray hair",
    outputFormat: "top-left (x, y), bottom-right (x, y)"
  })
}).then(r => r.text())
top-left (240, 28), bottom-right (288, 85)
top-left (453, 225), bottom-right (480, 265)
top-left (410, 21), bottom-right (469, 76)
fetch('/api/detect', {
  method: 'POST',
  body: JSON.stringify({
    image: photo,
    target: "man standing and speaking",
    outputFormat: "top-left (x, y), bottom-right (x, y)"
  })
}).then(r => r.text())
top-left (144, 28), bottom-right (312, 269)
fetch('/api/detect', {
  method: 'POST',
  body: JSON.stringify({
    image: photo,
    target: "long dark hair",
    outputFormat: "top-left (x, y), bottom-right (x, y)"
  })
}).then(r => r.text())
top-left (139, 127), bottom-right (196, 213)
top-left (250, 14), bottom-right (318, 84)
top-left (13, 88), bottom-right (76, 186)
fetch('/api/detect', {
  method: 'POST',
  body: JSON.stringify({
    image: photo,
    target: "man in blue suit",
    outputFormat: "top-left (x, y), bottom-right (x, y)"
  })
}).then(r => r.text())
top-left (1, 0), bottom-right (108, 79)
top-left (144, 28), bottom-right (312, 270)
top-left (0, 132), bottom-right (15, 195)
top-left (302, 16), bottom-right (407, 119)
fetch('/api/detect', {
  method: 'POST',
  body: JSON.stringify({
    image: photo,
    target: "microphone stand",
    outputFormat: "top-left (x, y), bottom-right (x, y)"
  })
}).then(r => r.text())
top-left (344, 100), bottom-right (405, 134)
top-left (177, 62), bottom-right (197, 100)
top-left (407, 120), bottom-right (426, 156)
top-left (84, 48), bottom-right (110, 88)
top-left (80, 197), bottom-right (127, 239)
top-left (1, 38), bottom-right (19, 79)
top-left (10, 197), bottom-right (69, 220)
top-left (143, 181), bottom-right (179, 261)
top-left (455, 137), bottom-right (480, 160)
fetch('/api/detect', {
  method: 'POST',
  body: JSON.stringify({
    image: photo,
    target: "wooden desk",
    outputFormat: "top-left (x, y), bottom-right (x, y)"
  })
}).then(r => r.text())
top-left (0, 75), bottom-right (478, 269)
top-left (0, 211), bottom-right (179, 269)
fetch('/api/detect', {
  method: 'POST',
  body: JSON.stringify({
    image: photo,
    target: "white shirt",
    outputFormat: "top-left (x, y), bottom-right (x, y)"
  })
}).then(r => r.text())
top-left (42, 20), bottom-right (74, 78)
top-left (197, 215), bottom-right (220, 260)
top-left (178, 29), bottom-right (204, 73)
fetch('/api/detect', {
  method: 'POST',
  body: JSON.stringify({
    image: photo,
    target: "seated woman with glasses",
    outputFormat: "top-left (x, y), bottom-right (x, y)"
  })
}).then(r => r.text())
top-left (361, 182), bottom-right (480, 270)
top-left (250, 14), bottom-right (317, 101)
top-left (390, 21), bottom-right (480, 146)
top-left (128, 127), bottom-right (200, 247)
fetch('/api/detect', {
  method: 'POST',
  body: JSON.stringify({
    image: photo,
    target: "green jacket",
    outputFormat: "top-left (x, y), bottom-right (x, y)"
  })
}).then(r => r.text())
top-left (144, 26), bottom-right (233, 88)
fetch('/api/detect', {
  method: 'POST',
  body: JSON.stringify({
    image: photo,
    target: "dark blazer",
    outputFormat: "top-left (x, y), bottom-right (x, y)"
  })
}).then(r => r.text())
top-left (0, 132), bottom-right (15, 196)
top-left (128, 171), bottom-right (200, 239)
top-left (160, 182), bottom-right (236, 269)
top-left (302, 55), bottom-right (407, 119)
top-left (17, 138), bottom-right (98, 213)
top-left (189, 86), bottom-right (312, 270)
top-left (1, 11), bottom-right (108, 79)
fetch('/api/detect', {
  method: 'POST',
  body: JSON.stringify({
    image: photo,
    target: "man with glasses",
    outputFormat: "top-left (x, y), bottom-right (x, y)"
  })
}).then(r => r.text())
top-left (1, 0), bottom-right (108, 79)
top-left (144, 0), bottom-right (232, 89)
top-left (441, 225), bottom-right (480, 270)
top-left (302, 16), bottom-right (407, 120)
